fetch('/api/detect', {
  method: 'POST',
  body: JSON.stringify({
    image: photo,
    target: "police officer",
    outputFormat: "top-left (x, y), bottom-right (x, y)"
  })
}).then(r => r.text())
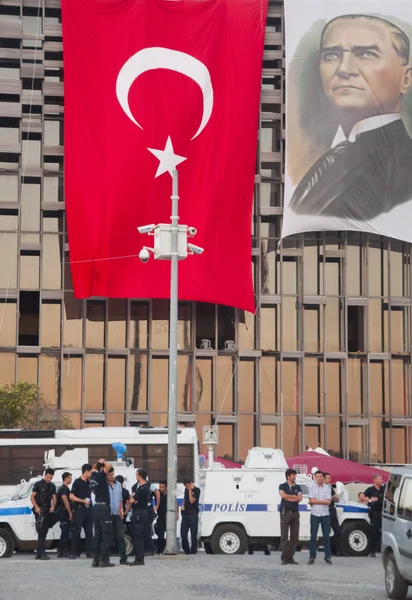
top-left (360, 474), bottom-right (386, 557)
top-left (279, 468), bottom-right (302, 565)
top-left (69, 463), bottom-right (94, 559)
top-left (181, 478), bottom-right (201, 555)
top-left (90, 458), bottom-right (114, 568)
top-left (323, 472), bottom-right (342, 556)
top-left (115, 475), bottom-right (130, 524)
top-left (144, 477), bottom-right (160, 555)
top-left (130, 469), bottom-right (151, 566)
top-left (56, 472), bottom-right (73, 558)
top-left (30, 467), bottom-right (57, 560)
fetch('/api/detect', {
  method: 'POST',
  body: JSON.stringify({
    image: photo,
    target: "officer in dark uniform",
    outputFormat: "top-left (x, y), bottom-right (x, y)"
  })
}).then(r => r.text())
top-left (69, 463), bottom-right (94, 559)
top-left (360, 474), bottom-right (386, 557)
top-left (279, 468), bottom-right (302, 565)
top-left (130, 469), bottom-right (151, 566)
top-left (90, 458), bottom-right (114, 568)
top-left (56, 471), bottom-right (73, 558)
top-left (181, 478), bottom-right (201, 555)
top-left (30, 467), bottom-right (57, 560)
top-left (324, 472), bottom-right (342, 556)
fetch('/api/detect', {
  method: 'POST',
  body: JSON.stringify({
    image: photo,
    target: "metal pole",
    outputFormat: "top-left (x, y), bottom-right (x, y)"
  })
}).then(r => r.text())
top-left (165, 169), bottom-right (179, 554)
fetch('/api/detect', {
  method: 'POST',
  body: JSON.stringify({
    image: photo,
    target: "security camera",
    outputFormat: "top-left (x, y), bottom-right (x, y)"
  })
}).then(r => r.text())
top-left (187, 243), bottom-right (204, 255)
top-left (139, 248), bottom-right (151, 263)
top-left (137, 224), bottom-right (156, 235)
top-left (187, 226), bottom-right (197, 237)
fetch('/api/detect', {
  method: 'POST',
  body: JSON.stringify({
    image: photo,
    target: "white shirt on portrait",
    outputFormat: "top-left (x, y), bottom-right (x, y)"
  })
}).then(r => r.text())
top-left (331, 113), bottom-right (401, 148)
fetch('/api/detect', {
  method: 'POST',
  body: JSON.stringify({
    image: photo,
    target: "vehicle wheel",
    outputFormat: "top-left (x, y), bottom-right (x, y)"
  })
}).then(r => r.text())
top-left (211, 524), bottom-right (247, 555)
top-left (341, 522), bottom-right (371, 557)
top-left (124, 533), bottom-right (133, 557)
top-left (0, 529), bottom-right (14, 558)
top-left (203, 541), bottom-right (213, 554)
top-left (385, 552), bottom-right (409, 599)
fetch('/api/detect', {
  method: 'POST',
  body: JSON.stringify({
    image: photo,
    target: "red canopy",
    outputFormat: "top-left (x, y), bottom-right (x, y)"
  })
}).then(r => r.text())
top-left (200, 455), bottom-right (242, 469)
top-left (286, 451), bottom-right (389, 484)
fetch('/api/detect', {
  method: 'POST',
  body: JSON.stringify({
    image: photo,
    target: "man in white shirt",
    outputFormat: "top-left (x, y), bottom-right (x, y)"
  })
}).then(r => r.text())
top-left (290, 14), bottom-right (412, 220)
top-left (308, 470), bottom-right (332, 566)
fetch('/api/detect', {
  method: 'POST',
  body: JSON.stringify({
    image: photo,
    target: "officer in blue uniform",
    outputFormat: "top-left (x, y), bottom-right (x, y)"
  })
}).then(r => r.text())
top-left (90, 458), bottom-right (114, 568)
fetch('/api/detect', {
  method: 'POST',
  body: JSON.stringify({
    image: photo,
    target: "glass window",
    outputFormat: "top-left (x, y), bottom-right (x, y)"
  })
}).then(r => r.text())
top-left (196, 302), bottom-right (215, 349)
top-left (107, 358), bottom-right (126, 411)
top-left (261, 357), bottom-right (278, 414)
top-left (391, 428), bottom-right (408, 464)
top-left (17, 356), bottom-right (38, 385)
top-left (216, 356), bottom-right (235, 413)
top-left (0, 175), bottom-right (18, 203)
top-left (260, 424), bottom-right (280, 448)
top-left (391, 360), bottom-right (409, 417)
top-left (398, 478), bottom-right (412, 521)
top-left (346, 241), bottom-right (362, 296)
top-left (178, 302), bottom-right (192, 350)
top-left (40, 302), bottom-right (61, 347)
top-left (151, 358), bottom-right (168, 413)
top-left (0, 353), bottom-right (15, 386)
top-left (195, 358), bottom-right (212, 412)
top-left (62, 356), bottom-right (82, 411)
top-left (129, 353), bottom-right (148, 412)
top-left (43, 176), bottom-right (64, 203)
top-left (347, 357), bottom-right (366, 415)
top-left (218, 424), bottom-right (235, 459)
top-left (84, 355), bottom-right (104, 411)
top-left (238, 360), bottom-right (255, 412)
top-left (303, 245), bottom-right (321, 295)
top-left (281, 257), bottom-right (298, 295)
top-left (151, 300), bottom-right (169, 350)
top-left (384, 474), bottom-right (402, 516)
top-left (370, 418), bottom-right (385, 463)
top-left (324, 259), bottom-right (342, 296)
top-left (39, 355), bottom-right (59, 408)
top-left (21, 183), bottom-right (40, 232)
top-left (85, 301), bottom-right (105, 348)
top-left (107, 299), bottom-right (126, 348)
top-left (325, 418), bottom-right (342, 456)
top-left (304, 305), bottom-right (323, 353)
top-left (261, 247), bottom-right (279, 295)
top-left (370, 361), bottom-right (387, 416)
top-left (390, 307), bottom-right (409, 353)
top-left (129, 301), bottom-right (148, 349)
top-left (305, 424), bottom-right (324, 450)
top-left (325, 360), bottom-right (341, 414)
top-left (325, 298), bottom-right (342, 352)
top-left (368, 242), bottom-right (388, 297)
top-left (238, 415), bottom-right (254, 461)
top-left (303, 358), bottom-right (323, 414)
top-left (282, 359), bottom-right (299, 414)
top-left (0, 300), bottom-right (17, 347)
top-left (63, 294), bottom-right (83, 347)
top-left (177, 355), bottom-right (192, 413)
top-left (348, 426), bottom-right (367, 463)
top-left (0, 233), bottom-right (17, 288)
top-left (238, 310), bottom-right (255, 350)
top-left (282, 297), bottom-right (298, 351)
top-left (260, 305), bottom-right (279, 352)
top-left (20, 255), bottom-right (40, 290)
top-left (42, 234), bottom-right (62, 289)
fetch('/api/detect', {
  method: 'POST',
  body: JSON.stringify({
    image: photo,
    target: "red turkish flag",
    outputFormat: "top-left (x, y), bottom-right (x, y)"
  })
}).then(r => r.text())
top-left (61, 0), bottom-right (267, 312)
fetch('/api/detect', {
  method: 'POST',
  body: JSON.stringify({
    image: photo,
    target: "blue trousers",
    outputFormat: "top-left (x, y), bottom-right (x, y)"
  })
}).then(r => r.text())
top-left (309, 514), bottom-right (331, 560)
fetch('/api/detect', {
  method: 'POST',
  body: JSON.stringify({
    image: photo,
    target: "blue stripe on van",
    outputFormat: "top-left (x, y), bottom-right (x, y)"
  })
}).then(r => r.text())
top-left (0, 507), bottom-right (32, 516)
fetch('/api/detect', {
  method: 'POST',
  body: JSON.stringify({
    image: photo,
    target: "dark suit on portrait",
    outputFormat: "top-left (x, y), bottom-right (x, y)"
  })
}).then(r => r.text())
top-left (289, 119), bottom-right (412, 220)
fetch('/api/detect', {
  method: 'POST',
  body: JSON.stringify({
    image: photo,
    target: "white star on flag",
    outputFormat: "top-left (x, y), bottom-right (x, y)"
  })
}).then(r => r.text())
top-left (147, 136), bottom-right (187, 178)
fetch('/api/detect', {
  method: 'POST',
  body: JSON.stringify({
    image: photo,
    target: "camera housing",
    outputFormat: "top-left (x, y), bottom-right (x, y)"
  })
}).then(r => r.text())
top-left (187, 226), bottom-right (197, 237)
top-left (187, 243), bottom-right (204, 255)
top-left (137, 224), bottom-right (155, 235)
top-left (139, 248), bottom-right (150, 263)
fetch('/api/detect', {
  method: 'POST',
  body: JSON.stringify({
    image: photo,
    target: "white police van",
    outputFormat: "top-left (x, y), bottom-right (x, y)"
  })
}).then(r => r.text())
top-left (199, 447), bottom-right (373, 556)
top-left (0, 447), bottom-right (184, 558)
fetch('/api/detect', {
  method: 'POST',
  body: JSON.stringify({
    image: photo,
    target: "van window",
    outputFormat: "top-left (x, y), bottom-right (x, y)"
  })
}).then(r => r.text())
top-left (397, 478), bottom-right (412, 521)
top-left (384, 473), bottom-right (402, 516)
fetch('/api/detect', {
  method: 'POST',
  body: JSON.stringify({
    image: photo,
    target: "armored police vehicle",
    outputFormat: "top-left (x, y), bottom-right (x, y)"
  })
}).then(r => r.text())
top-left (199, 447), bottom-right (373, 556)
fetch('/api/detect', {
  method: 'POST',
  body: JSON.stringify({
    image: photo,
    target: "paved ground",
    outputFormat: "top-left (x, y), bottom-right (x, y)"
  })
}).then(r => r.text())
top-left (0, 551), bottom-right (402, 599)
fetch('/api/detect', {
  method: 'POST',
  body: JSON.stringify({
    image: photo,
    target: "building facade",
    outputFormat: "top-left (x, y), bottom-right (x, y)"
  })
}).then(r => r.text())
top-left (0, 0), bottom-right (411, 463)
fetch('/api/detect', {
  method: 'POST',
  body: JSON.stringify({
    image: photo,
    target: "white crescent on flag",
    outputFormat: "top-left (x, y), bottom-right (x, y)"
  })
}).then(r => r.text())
top-left (116, 46), bottom-right (214, 141)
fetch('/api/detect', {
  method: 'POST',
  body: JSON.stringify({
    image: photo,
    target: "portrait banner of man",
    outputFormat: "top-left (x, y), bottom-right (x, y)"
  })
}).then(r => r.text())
top-left (283, 0), bottom-right (412, 244)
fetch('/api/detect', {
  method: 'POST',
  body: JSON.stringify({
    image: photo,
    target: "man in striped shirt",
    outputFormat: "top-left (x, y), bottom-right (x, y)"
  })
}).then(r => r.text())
top-left (308, 470), bottom-right (332, 566)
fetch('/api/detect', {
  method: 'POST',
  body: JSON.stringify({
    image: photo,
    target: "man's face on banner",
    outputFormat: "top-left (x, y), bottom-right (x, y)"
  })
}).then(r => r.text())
top-left (320, 18), bottom-right (411, 117)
